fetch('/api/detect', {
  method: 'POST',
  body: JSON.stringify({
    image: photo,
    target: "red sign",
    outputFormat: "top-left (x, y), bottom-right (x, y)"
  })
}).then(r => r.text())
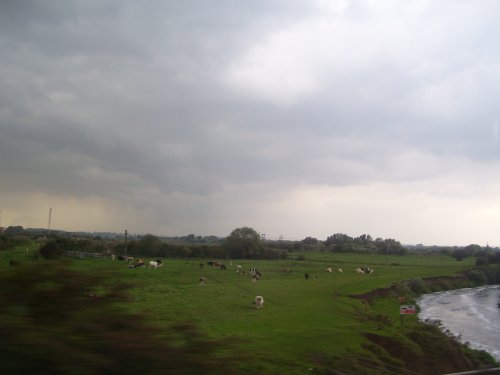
top-left (400, 305), bottom-right (416, 314)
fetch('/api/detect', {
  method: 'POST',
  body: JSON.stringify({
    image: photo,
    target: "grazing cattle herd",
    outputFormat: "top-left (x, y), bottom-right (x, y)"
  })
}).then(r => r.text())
top-left (110, 255), bottom-right (374, 309)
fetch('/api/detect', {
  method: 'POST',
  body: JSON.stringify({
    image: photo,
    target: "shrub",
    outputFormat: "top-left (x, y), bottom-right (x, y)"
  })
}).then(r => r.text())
top-left (38, 240), bottom-right (64, 259)
top-left (404, 278), bottom-right (428, 294)
top-left (465, 269), bottom-right (488, 285)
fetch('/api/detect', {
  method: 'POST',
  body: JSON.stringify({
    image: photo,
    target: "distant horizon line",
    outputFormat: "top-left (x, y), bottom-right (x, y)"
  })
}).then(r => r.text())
top-left (2, 225), bottom-right (499, 249)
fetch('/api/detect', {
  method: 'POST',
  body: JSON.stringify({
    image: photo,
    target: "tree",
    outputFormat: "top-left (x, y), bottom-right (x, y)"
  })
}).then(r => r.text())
top-left (181, 246), bottom-right (192, 258)
top-left (136, 234), bottom-right (162, 257)
top-left (4, 226), bottom-right (25, 236)
top-left (302, 237), bottom-right (318, 245)
top-left (326, 233), bottom-right (353, 246)
top-left (464, 244), bottom-right (481, 257)
top-left (380, 238), bottom-right (406, 255)
top-left (355, 234), bottom-right (373, 244)
top-left (222, 227), bottom-right (264, 259)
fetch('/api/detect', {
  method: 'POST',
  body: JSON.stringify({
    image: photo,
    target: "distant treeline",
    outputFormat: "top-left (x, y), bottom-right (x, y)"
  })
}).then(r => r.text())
top-left (2, 226), bottom-right (500, 264)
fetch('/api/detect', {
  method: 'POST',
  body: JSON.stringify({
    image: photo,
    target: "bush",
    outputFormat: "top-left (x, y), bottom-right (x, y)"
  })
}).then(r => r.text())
top-left (404, 278), bottom-right (428, 294)
top-left (39, 240), bottom-right (64, 259)
top-left (465, 269), bottom-right (488, 285)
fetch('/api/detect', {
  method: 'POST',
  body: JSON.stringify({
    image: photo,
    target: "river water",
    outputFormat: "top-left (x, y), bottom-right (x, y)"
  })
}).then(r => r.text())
top-left (417, 285), bottom-right (500, 361)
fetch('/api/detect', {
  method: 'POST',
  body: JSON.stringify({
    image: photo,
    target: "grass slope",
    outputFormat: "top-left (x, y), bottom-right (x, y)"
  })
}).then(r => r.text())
top-left (0, 248), bottom-right (481, 374)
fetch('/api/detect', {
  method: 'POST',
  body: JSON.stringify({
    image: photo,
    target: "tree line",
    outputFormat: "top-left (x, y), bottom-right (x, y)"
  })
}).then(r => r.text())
top-left (3, 225), bottom-right (500, 262)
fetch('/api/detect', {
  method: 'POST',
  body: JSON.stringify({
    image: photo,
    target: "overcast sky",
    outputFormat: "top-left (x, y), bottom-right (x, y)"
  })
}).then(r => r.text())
top-left (1, 0), bottom-right (500, 246)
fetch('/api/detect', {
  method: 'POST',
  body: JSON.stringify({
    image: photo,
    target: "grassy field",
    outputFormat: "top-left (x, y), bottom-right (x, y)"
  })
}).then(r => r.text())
top-left (0, 246), bottom-right (477, 374)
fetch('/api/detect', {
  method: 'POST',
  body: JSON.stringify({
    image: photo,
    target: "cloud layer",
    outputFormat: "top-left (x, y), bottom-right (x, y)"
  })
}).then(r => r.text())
top-left (1, 0), bottom-right (500, 245)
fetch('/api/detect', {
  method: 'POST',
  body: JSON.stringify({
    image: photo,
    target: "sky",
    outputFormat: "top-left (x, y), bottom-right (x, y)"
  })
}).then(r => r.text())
top-left (1, 0), bottom-right (500, 246)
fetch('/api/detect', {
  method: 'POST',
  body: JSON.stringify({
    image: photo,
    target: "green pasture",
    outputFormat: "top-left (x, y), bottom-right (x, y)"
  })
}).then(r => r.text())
top-left (0, 247), bottom-right (476, 373)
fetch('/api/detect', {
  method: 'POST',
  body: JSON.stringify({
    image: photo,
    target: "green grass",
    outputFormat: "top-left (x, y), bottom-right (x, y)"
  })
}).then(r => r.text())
top-left (0, 248), bottom-right (476, 374)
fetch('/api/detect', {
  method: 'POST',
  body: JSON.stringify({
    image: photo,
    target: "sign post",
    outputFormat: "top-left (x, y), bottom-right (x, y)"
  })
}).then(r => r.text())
top-left (399, 304), bottom-right (416, 326)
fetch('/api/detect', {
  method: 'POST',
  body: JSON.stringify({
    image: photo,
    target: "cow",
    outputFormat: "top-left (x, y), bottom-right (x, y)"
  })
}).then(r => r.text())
top-left (128, 262), bottom-right (145, 269)
top-left (337, 268), bottom-right (343, 273)
top-left (149, 261), bottom-right (159, 268)
top-left (199, 277), bottom-right (206, 285)
top-left (149, 259), bottom-right (163, 268)
top-left (356, 267), bottom-right (374, 274)
top-left (254, 296), bottom-right (264, 309)
top-left (326, 267), bottom-right (333, 273)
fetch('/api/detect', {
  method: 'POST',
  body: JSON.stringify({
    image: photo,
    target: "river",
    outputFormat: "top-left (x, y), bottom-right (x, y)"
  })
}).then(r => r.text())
top-left (417, 284), bottom-right (500, 362)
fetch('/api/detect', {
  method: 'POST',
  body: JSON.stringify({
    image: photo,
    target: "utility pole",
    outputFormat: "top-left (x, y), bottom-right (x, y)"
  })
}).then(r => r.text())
top-left (124, 229), bottom-right (128, 257)
top-left (47, 208), bottom-right (52, 236)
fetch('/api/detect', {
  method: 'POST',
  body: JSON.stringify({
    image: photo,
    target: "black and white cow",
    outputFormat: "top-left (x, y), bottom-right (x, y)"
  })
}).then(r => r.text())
top-left (356, 267), bottom-right (374, 274)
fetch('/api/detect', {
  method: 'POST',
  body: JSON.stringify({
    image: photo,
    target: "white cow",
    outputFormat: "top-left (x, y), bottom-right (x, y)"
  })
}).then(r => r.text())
top-left (337, 268), bottom-right (343, 273)
top-left (254, 296), bottom-right (264, 309)
top-left (326, 267), bottom-right (333, 273)
top-left (149, 261), bottom-right (159, 268)
top-left (355, 267), bottom-right (364, 274)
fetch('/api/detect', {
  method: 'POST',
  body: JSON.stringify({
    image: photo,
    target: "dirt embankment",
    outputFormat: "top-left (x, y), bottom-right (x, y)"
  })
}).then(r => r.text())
top-left (350, 275), bottom-right (470, 304)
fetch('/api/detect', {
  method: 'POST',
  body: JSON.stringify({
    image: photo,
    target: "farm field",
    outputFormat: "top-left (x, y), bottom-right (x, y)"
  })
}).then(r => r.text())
top-left (0, 247), bottom-right (477, 374)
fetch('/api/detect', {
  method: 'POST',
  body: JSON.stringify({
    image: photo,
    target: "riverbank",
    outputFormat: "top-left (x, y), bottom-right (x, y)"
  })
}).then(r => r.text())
top-left (341, 275), bottom-right (500, 375)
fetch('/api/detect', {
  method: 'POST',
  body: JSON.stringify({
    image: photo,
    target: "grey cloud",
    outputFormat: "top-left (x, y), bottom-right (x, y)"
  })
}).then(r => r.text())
top-left (2, 1), bottom-right (500, 242)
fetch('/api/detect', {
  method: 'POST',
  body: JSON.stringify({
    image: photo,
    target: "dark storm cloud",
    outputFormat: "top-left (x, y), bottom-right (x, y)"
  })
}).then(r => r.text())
top-left (2, 1), bottom-right (500, 243)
